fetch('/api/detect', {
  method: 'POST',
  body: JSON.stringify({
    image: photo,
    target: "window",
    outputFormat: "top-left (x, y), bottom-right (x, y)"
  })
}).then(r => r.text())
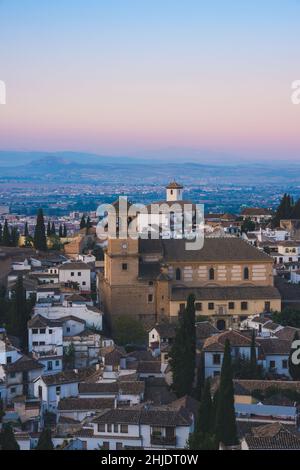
top-left (33, 341), bottom-right (39, 346)
top-left (241, 301), bottom-right (248, 310)
top-left (120, 424), bottom-right (128, 433)
top-left (209, 268), bottom-right (215, 280)
top-left (78, 272), bottom-right (81, 276)
top-left (56, 386), bottom-right (61, 395)
top-left (148, 294), bottom-right (153, 303)
top-left (102, 442), bottom-right (109, 450)
top-left (82, 281), bottom-right (86, 286)
top-left (208, 302), bottom-right (214, 310)
top-left (213, 371), bottom-right (220, 377)
top-left (264, 301), bottom-right (271, 313)
top-left (116, 443), bottom-right (123, 450)
top-left (10, 372), bottom-right (16, 378)
top-left (49, 329), bottom-right (53, 334)
top-left (97, 423), bottom-right (105, 433)
top-left (243, 267), bottom-right (249, 280)
top-left (7, 356), bottom-right (12, 364)
top-left (269, 360), bottom-right (276, 369)
top-left (55, 360), bottom-right (60, 366)
top-left (228, 302), bottom-right (235, 310)
top-left (195, 302), bottom-right (202, 311)
top-left (32, 329), bottom-right (38, 335)
top-left (122, 263), bottom-right (128, 271)
top-left (107, 424), bottom-right (112, 433)
top-left (71, 272), bottom-right (75, 277)
top-left (149, 281), bottom-right (153, 286)
top-left (282, 360), bottom-right (288, 369)
top-left (47, 361), bottom-right (53, 371)
top-left (10, 387), bottom-right (16, 394)
top-left (39, 341), bottom-right (45, 346)
top-left (179, 303), bottom-right (185, 313)
top-left (213, 354), bottom-right (221, 365)
top-left (39, 328), bottom-right (46, 334)
top-left (114, 424), bottom-right (119, 433)
top-left (175, 268), bottom-right (181, 281)
top-left (66, 327), bottom-right (70, 333)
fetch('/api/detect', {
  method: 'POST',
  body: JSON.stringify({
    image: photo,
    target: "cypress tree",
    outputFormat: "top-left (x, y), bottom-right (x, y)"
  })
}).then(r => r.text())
top-left (63, 224), bottom-right (67, 238)
top-left (0, 398), bottom-right (4, 423)
top-left (47, 221), bottom-right (51, 237)
top-left (58, 224), bottom-right (63, 238)
top-left (10, 276), bottom-right (30, 349)
top-left (272, 193), bottom-right (294, 227)
top-left (24, 221), bottom-right (29, 237)
top-left (291, 198), bottom-right (300, 220)
top-left (51, 222), bottom-right (56, 236)
top-left (215, 339), bottom-right (238, 447)
top-left (80, 215), bottom-right (86, 229)
top-left (0, 424), bottom-right (20, 450)
top-left (189, 378), bottom-right (217, 450)
top-left (170, 294), bottom-right (196, 397)
top-left (36, 428), bottom-right (54, 450)
top-left (0, 222), bottom-right (3, 243)
top-left (250, 329), bottom-right (258, 378)
top-left (34, 209), bottom-right (47, 251)
top-left (10, 226), bottom-right (19, 247)
top-left (289, 331), bottom-right (300, 380)
top-left (2, 219), bottom-right (11, 246)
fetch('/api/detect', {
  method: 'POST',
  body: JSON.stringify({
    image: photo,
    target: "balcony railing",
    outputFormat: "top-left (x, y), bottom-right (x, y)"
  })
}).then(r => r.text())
top-left (150, 435), bottom-right (176, 446)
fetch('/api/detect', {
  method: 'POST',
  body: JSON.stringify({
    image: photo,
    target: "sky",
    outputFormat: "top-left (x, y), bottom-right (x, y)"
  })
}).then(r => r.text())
top-left (0, 0), bottom-right (300, 162)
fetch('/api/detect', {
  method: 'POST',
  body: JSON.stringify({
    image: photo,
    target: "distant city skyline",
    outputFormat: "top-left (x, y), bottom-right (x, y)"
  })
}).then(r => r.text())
top-left (0, 1), bottom-right (300, 161)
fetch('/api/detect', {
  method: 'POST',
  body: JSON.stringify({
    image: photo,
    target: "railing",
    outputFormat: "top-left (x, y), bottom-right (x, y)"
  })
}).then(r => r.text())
top-left (150, 435), bottom-right (176, 446)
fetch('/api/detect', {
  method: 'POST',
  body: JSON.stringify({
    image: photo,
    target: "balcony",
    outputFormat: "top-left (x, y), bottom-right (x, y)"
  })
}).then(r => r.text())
top-left (150, 435), bottom-right (176, 447)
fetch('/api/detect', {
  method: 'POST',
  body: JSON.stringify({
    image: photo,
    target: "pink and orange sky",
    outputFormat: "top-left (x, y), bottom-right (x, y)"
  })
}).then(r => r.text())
top-left (0, 0), bottom-right (300, 162)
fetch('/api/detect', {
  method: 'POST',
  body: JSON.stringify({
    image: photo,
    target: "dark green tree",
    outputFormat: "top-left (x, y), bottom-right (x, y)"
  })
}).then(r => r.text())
top-left (0, 424), bottom-right (20, 450)
top-left (36, 428), bottom-right (54, 450)
top-left (170, 294), bottom-right (196, 397)
top-left (272, 308), bottom-right (300, 328)
top-left (34, 208), bottom-right (47, 251)
top-left (63, 224), bottom-right (67, 238)
top-left (2, 219), bottom-right (11, 246)
top-left (9, 276), bottom-right (31, 349)
top-left (289, 331), bottom-right (300, 380)
top-left (189, 378), bottom-right (217, 450)
top-left (290, 198), bottom-right (300, 219)
top-left (58, 224), bottom-right (63, 238)
top-left (24, 221), bottom-right (29, 237)
top-left (215, 339), bottom-right (238, 447)
top-left (80, 215), bottom-right (86, 229)
top-left (250, 329), bottom-right (258, 378)
top-left (51, 222), bottom-right (56, 236)
top-left (272, 193), bottom-right (294, 227)
top-left (47, 221), bottom-right (51, 237)
top-left (0, 222), bottom-right (2, 244)
top-left (241, 217), bottom-right (255, 233)
top-left (10, 226), bottom-right (19, 247)
top-left (0, 398), bottom-right (4, 423)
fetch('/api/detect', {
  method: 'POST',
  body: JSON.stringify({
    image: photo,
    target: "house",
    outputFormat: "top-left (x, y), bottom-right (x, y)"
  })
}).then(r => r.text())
top-left (274, 241), bottom-right (300, 265)
top-left (2, 355), bottom-right (44, 402)
top-left (241, 422), bottom-right (300, 450)
top-left (59, 261), bottom-right (91, 292)
top-left (256, 337), bottom-right (291, 377)
top-left (63, 329), bottom-right (102, 369)
top-left (57, 397), bottom-right (115, 422)
top-left (240, 208), bottom-right (273, 224)
top-left (33, 367), bottom-right (99, 412)
top-left (33, 302), bottom-right (103, 331)
top-left (78, 381), bottom-right (145, 406)
top-left (202, 330), bottom-right (259, 378)
top-left (89, 405), bottom-right (194, 450)
top-left (148, 324), bottom-right (176, 357)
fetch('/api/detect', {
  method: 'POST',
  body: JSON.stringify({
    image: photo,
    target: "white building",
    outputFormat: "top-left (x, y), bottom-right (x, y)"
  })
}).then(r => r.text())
top-left (33, 302), bottom-right (103, 331)
top-left (59, 262), bottom-right (91, 292)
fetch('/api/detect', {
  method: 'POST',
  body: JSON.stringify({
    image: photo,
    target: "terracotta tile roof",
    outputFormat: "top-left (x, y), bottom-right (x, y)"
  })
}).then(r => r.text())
top-left (203, 330), bottom-right (255, 352)
top-left (275, 326), bottom-right (300, 342)
top-left (196, 321), bottom-right (219, 339)
top-left (171, 286), bottom-right (281, 301)
top-left (166, 181), bottom-right (183, 189)
top-left (137, 361), bottom-right (162, 374)
top-left (59, 262), bottom-right (90, 270)
top-left (244, 422), bottom-right (300, 450)
top-left (241, 208), bottom-right (273, 216)
top-left (92, 407), bottom-right (192, 426)
top-left (150, 323), bottom-right (176, 339)
top-left (40, 367), bottom-right (98, 386)
top-left (57, 397), bottom-right (115, 411)
top-left (28, 314), bottom-right (63, 328)
top-left (234, 379), bottom-right (300, 394)
top-left (256, 338), bottom-right (291, 355)
top-left (5, 355), bottom-right (44, 373)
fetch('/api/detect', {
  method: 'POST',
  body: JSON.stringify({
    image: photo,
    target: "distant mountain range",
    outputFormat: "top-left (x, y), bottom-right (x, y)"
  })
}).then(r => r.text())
top-left (0, 151), bottom-right (300, 186)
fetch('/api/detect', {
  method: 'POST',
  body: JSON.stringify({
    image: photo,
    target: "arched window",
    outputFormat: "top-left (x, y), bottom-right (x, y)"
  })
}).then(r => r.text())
top-left (175, 268), bottom-right (181, 281)
top-left (209, 267), bottom-right (215, 280)
top-left (244, 267), bottom-right (249, 280)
